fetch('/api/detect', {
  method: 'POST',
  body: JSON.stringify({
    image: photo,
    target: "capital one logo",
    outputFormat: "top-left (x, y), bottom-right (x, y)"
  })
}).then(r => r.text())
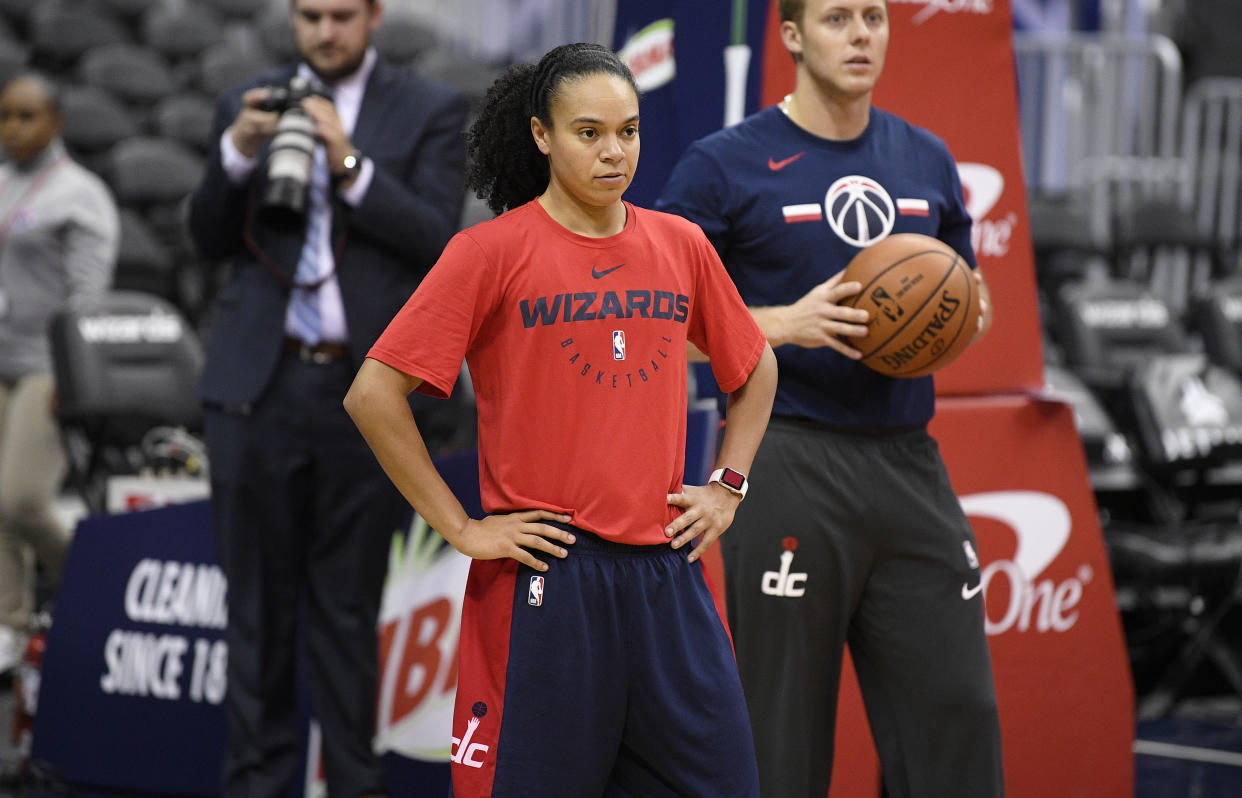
top-left (825, 175), bottom-right (895, 247)
top-left (959, 491), bottom-right (1094, 636)
top-left (957, 162), bottom-right (1016, 259)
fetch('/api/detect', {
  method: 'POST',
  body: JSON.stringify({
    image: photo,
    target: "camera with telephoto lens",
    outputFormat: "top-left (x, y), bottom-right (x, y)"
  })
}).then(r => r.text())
top-left (257, 75), bottom-right (332, 225)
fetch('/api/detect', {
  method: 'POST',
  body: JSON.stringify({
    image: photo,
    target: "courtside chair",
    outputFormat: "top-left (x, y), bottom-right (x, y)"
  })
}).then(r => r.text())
top-left (1113, 196), bottom-right (1223, 321)
top-left (1194, 276), bottom-right (1242, 375)
top-left (49, 291), bottom-right (206, 516)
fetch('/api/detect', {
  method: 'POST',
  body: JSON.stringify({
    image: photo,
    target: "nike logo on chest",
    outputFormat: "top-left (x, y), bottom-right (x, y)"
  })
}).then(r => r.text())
top-left (768, 152), bottom-right (805, 171)
top-left (591, 263), bottom-right (626, 279)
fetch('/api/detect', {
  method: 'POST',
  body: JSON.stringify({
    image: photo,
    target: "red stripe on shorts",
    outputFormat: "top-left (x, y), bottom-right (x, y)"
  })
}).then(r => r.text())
top-left (449, 558), bottom-right (517, 797)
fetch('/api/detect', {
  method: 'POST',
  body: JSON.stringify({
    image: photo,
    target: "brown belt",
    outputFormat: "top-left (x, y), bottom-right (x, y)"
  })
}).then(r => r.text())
top-left (283, 336), bottom-right (350, 364)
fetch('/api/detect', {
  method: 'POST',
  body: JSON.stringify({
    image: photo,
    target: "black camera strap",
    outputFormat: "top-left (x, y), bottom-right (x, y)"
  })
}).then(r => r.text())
top-left (242, 178), bottom-right (347, 291)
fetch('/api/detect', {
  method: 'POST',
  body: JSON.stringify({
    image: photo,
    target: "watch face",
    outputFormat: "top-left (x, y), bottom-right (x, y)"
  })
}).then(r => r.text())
top-left (720, 468), bottom-right (746, 491)
top-left (344, 154), bottom-right (359, 169)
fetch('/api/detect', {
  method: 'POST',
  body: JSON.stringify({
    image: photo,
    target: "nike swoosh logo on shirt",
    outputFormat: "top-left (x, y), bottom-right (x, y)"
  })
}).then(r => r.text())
top-left (961, 582), bottom-right (984, 600)
top-left (592, 263), bottom-right (626, 279)
top-left (768, 152), bottom-right (805, 171)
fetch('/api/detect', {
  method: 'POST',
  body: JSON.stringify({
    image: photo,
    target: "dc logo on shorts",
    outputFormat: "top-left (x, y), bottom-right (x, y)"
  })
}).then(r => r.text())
top-left (761, 537), bottom-right (808, 598)
top-left (824, 174), bottom-right (895, 247)
top-left (612, 329), bottom-right (626, 360)
top-left (450, 701), bottom-right (490, 769)
top-left (528, 575), bottom-right (544, 606)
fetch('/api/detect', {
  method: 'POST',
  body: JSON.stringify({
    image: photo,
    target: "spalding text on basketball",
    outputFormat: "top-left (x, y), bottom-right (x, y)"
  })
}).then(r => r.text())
top-left (876, 290), bottom-right (962, 371)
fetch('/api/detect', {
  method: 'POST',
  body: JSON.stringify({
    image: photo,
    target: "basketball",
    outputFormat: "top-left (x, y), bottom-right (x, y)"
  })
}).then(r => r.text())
top-left (839, 233), bottom-right (980, 379)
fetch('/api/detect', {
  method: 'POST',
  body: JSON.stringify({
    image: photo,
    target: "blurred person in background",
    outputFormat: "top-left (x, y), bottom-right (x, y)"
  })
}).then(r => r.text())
top-left (186, 0), bottom-right (468, 795)
top-left (0, 71), bottom-right (117, 675)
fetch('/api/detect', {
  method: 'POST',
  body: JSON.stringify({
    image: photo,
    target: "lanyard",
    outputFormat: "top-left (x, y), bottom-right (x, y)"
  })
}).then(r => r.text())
top-left (0, 154), bottom-right (68, 250)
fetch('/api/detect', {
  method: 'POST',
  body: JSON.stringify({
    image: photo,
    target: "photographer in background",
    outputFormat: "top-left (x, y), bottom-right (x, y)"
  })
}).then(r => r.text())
top-left (186, 0), bottom-right (468, 796)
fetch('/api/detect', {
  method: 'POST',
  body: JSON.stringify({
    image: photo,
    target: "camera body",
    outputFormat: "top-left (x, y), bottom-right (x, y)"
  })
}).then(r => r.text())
top-left (258, 75), bottom-right (333, 225)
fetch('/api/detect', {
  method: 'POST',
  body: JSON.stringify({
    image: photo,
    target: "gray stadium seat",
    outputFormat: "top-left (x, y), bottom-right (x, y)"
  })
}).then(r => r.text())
top-left (417, 49), bottom-right (503, 107)
top-left (108, 136), bottom-right (205, 207)
top-left (0, 38), bottom-right (28, 91)
top-left (197, 40), bottom-right (274, 97)
top-left (152, 92), bottom-right (214, 153)
top-left (0, 0), bottom-right (35, 29)
top-left (200, 0), bottom-right (262, 20)
top-left (256, 7), bottom-right (297, 63)
top-left (1114, 197), bottom-right (1221, 319)
top-left (30, 5), bottom-right (130, 69)
top-left (372, 14), bottom-right (437, 66)
top-left (78, 43), bottom-right (175, 106)
top-left (114, 208), bottom-right (174, 299)
top-left (141, 2), bottom-right (225, 62)
top-left (61, 85), bottom-right (141, 156)
top-left (94, 0), bottom-right (161, 21)
top-left (1196, 277), bottom-right (1242, 375)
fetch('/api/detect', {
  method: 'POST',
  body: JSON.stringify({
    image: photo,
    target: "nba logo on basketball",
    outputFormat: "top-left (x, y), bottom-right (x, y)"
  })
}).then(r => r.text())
top-left (528, 575), bottom-right (544, 606)
top-left (612, 330), bottom-right (626, 360)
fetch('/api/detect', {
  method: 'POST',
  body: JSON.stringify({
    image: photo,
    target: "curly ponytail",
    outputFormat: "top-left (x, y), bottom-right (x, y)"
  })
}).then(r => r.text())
top-left (466, 43), bottom-right (638, 216)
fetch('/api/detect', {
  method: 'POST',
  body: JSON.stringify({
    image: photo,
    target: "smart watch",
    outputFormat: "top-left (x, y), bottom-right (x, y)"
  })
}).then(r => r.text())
top-left (709, 467), bottom-right (748, 499)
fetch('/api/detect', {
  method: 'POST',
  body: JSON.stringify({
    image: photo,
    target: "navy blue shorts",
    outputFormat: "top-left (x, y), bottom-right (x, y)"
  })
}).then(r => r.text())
top-left (448, 524), bottom-right (759, 797)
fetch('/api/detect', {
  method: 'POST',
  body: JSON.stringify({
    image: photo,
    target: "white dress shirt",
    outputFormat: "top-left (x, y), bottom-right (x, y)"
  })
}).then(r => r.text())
top-left (219, 48), bottom-right (380, 344)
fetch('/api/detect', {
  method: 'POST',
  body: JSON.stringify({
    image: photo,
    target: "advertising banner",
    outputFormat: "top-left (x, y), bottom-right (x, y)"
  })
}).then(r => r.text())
top-left (931, 396), bottom-right (1134, 798)
top-left (613, 0), bottom-right (770, 208)
top-left (32, 501), bottom-right (228, 796)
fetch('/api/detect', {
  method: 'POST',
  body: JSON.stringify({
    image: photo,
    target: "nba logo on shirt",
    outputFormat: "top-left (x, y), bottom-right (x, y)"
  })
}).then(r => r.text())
top-left (528, 575), bottom-right (544, 606)
top-left (612, 330), bottom-right (626, 360)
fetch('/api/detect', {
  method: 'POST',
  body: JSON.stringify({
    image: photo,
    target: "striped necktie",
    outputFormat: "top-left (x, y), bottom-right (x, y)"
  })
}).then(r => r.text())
top-left (287, 145), bottom-right (330, 344)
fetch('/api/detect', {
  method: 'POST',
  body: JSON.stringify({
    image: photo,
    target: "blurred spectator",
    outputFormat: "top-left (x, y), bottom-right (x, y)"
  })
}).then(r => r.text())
top-left (0, 72), bottom-right (118, 673)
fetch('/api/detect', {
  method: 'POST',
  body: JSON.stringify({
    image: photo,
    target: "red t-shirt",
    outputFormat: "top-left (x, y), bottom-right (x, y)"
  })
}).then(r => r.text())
top-left (368, 200), bottom-right (765, 544)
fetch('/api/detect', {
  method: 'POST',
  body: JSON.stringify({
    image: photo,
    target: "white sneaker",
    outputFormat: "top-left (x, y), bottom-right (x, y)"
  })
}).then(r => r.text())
top-left (0, 624), bottom-right (24, 674)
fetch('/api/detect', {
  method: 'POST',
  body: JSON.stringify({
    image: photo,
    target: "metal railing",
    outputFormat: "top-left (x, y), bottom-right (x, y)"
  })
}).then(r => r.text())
top-left (1180, 78), bottom-right (1242, 257)
top-left (1014, 32), bottom-right (1187, 243)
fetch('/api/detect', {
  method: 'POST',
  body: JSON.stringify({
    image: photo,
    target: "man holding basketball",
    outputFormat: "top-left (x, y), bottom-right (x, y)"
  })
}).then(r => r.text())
top-left (657, 1), bottom-right (1003, 797)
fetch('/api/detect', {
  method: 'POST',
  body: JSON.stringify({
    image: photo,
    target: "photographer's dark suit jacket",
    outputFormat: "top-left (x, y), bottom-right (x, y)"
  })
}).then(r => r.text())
top-left (189, 59), bottom-right (468, 408)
